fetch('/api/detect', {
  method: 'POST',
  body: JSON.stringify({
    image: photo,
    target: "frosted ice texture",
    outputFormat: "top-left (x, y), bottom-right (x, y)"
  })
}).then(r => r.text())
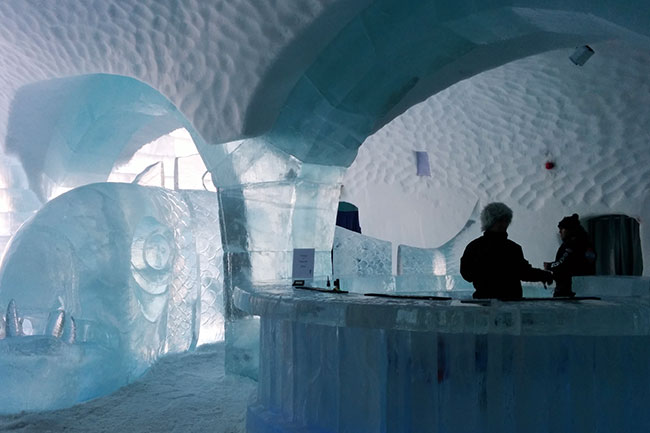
top-left (333, 226), bottom-right (392, 277)
top-left (0, 154), bottom-right (42, 255)
top-left (332, 226), bottom-right (393, 293)
top-left (238, 285), bottom-right (650, 433)
top-left (182, 191), bottom-right (225, 345)
top-left (395, 203), bottom-right (478, 292)
top-left (0, 183), bottom-right (224, 413)
top-left (212, 139), bottom-right (345, 377)
top-left (398, 201), bottom-right (479, 276)
top-left (6, 75), bottom-right (183, 203)
top-left (214, 139), bottom-right (344, 288)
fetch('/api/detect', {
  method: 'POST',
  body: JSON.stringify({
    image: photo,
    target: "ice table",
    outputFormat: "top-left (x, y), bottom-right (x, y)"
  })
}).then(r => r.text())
top-left (235, 285), bottom-right (650, 433)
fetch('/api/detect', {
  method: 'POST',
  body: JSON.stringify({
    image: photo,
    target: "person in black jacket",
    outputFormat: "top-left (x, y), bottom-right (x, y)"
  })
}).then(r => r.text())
top-left (460, 202), bottom-right (553, 299)
top-left (544, 213), bottom-right (596, 297)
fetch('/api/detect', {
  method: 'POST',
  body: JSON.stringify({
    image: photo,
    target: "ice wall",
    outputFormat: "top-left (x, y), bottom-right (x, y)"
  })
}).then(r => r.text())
top-left (344, 41), bottom-right (650, 275)
top-left (333, 226), bottom-right (392, 277)
top-left (0, 183), bottom-right (224, 413)
top-left (211, 139), bottom-right (344, 291)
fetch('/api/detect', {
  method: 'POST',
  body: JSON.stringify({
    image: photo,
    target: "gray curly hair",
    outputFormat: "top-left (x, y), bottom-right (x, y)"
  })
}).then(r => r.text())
top-left (480, 202), bottom-right (513, 231)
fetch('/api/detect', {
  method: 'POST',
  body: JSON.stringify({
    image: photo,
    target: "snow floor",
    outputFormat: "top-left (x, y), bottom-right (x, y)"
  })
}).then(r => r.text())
top-left (0, 343), bottom-right (257, 433)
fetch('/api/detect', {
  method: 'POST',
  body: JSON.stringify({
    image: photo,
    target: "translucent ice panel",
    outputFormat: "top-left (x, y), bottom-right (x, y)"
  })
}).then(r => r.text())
top-left (109, 128), bottom-right (210, 190)
top-left (333, 226), bottom-right (392, 277)
top-left (210, 139), bottom-right (302, 188)
top-left (397, 202), bottom-right (479, 277)
top-left (181, 191), bottom-right (225, 345)
top-left (0, 154), bottom-right (42, 255)
top-left (0, 183), bottom-right (224, 413)
top-left (572, 275), bottom-right (650, 297)
top-left (332, 227), bottom-right (393, 292)
top-left (7, 75), bottom-right (185, 202)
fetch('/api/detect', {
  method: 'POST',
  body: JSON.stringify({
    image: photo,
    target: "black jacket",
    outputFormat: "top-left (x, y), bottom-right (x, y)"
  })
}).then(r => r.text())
top-left (548, 233), bottom-right (596, 292)
top-left (460, 231), bottom-right (551, 299)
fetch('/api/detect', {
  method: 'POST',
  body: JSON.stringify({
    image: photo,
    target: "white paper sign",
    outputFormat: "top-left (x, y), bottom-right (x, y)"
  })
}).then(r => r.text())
top-left (292, 248), bottom-right (315, 279)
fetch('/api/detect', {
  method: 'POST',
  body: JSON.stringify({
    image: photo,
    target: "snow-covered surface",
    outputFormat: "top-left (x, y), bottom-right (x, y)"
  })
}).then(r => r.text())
top-left (343, 41), bottom-right (650, 274)
top-left (0, 0), bottom-right (370, 145)
top-left (0, 343), bottom-right (256, 433)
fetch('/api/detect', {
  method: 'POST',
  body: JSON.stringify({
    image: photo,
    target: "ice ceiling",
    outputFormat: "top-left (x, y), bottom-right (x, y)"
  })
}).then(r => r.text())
top-left (1, 1), bottom-right (649, 168)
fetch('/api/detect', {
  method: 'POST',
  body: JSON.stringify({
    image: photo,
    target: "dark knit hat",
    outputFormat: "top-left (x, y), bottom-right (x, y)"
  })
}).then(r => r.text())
top-left (558, 213), bottom-right (581, 230)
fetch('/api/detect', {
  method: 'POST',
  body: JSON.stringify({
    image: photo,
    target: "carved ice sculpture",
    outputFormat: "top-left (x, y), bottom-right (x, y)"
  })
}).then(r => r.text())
top-left (396, 202), bottom-right (480, 292)
top-left (0, 183), bottom-right (223, 413)
top-left (332, 226), bottom-right (393, 293)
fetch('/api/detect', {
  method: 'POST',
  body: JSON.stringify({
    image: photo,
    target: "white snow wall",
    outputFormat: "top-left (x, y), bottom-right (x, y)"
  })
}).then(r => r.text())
top-left (343, 41), bottom-right (650, 276)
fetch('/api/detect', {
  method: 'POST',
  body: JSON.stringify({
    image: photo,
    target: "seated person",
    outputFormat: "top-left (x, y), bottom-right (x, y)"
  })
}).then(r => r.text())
top-left (461, 202), bottom-right (553, 299)
top-left (544, 213), bottom-right (596, 297)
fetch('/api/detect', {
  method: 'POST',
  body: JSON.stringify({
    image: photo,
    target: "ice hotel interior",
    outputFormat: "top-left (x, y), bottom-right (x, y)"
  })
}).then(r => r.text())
top-left (0, 1), bottom-right (649, 432)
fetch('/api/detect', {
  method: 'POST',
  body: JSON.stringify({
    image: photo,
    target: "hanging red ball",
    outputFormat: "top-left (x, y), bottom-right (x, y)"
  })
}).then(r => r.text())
top-left (545, 161), bottom-right (555, 170)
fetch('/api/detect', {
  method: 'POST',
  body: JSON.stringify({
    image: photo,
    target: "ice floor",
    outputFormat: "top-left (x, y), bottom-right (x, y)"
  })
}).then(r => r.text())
top-left (0, 343), bottom-right (256, 433)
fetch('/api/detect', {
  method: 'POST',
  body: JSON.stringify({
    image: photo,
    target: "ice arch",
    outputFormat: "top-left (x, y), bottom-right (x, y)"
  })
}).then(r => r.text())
top-left (214, 0), bottom-right (650, 291)
top-left (259, 2), bottom-right (650, 166)
top-left (5, 74), bottom-right (189, 202)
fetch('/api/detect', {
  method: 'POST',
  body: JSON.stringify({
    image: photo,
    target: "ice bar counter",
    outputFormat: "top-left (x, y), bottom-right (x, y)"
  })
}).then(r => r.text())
top-left (235, 279), bottom-right (650, 433)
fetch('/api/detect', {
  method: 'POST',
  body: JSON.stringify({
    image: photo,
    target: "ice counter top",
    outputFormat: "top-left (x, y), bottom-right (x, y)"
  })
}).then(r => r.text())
top-left (234, 284), bottom-right (650, 336)
top-left (236, 282), bottom-right (650, 433)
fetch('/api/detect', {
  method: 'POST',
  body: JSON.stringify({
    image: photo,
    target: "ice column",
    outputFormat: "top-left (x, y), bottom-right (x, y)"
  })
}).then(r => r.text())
top-left (209, 138), bottom-right (344, 378)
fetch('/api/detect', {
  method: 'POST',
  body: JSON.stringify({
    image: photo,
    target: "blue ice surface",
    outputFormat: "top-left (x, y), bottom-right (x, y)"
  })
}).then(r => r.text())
top-left (0, 183), bottom-right (224, 413)
top-left (260, 0), bottom-right (650, 168)
top-left (239, 279), bottom-right (650, 433)
top-left (6, 74), bottom-right (186, 202)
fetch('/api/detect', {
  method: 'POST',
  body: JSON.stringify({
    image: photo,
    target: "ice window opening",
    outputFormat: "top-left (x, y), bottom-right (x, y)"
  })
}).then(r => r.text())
top-left (108, 128), bottom-right (211, 191)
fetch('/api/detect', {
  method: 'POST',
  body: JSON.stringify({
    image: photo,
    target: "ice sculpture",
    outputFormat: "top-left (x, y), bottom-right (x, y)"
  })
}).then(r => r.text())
top-left (0, 153), bottom-right (42, 255)
top-left (210, 138), bottom-right (345, 377)
top-left (396, 202), bottom-right (479, 292)
top-left (0, 183), bottom-right (223, 413)
top-left (7, 75), bottom-right (184, 203)
top-left (332, 226), bottom-right (393, 293)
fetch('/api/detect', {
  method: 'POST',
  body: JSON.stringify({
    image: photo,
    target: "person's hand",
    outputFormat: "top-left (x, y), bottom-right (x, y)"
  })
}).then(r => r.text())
top-left (543, 262), bottom-right (552, 270)
top-left (543, 271), bottom-right (554, 286)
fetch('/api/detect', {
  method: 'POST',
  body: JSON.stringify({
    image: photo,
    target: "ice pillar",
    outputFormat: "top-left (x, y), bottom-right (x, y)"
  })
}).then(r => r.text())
top-left (210, 138), bottom-right (344, 377)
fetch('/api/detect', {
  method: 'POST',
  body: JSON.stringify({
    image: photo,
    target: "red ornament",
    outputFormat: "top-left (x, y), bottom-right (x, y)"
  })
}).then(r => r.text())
top-left (545, 161), bottom-right (555, 170)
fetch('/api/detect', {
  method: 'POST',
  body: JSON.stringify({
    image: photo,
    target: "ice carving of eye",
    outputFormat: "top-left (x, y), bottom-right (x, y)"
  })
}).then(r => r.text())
top-left (144, 233), bottom-right (172, 271)
top-left (131, 217), bottom-right (174, 296)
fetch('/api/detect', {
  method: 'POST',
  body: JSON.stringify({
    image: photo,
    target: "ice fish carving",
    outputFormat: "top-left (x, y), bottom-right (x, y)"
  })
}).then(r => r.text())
top-left (0, 183), bottom-right (223, 413)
